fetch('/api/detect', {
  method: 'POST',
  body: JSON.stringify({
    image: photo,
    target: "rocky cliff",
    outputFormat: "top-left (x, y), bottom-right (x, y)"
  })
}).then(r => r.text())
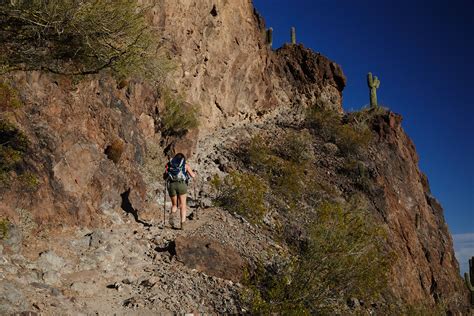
top-left (0, 0), bottom-right (469, 314)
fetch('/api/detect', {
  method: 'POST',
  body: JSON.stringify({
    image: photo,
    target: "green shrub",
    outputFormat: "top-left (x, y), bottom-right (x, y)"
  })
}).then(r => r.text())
top-left (161, 93), bottom-right (199, 137)
top-left (244, 199), bottom-right (391, 314)
top-left (336, 125), bottom-right (372, 156)
top-left (104, 138), bottom-right (125, 164)
top-left (213, 171), bottom-right (268, 225)
top-left (275, 130), bottom-right (314, 164)
top-left (247, 131), bottom-right (317, 206)
top-left (18, 172), bottom-right (40, 191)
top-left (0, 82), bottom-right (22, 111)
top-left (247, 135), bottom-right (273, 170)
top-left (306, 106), bottom-right (372, 156)
top-left (348, 105), bottom-right (389, 128)
top-left (306, 106), bottom-right (341, 142)
top-left (0, 119), bottom-right (29, 187)
top-left (0, 219), bottom-right (9, 240)
top-left (0, 0), bottom-right (172, 84)
top-left (340, 159), bottom-right (372, 192)
top-left (0, 120), bottom-right (28, 169)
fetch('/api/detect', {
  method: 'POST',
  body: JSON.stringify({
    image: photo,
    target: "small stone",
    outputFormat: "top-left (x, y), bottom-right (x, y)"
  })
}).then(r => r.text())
top-left (50, 288), bottom-right (62, 296)
top-left (42, 271), bottom-right (59, 285)
top-left (32, 302), bottom-right (45, 310)
top-left (37, 251), bottom-right (65, 272)
top-left (70, 281), bottom-right (96, 296)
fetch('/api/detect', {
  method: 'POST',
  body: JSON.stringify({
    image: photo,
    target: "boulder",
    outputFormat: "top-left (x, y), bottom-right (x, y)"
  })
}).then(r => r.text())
top-left (174, 236), bottom-right (245, 282)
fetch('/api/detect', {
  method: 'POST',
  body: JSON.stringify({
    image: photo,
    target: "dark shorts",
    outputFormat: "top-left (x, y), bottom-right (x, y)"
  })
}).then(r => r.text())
top-left (168, 181), bottom-right (187, 197)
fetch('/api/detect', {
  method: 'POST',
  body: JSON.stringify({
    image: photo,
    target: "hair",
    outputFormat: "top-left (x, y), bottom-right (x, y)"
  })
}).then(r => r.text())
top-left (174, 153), bottom-right (186, 161)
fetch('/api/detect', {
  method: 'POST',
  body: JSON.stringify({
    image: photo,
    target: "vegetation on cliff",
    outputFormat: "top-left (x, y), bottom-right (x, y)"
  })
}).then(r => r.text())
top-left (244, 199), bottom-right (390, 314)
top-left (210, 106), bottom-right (396, 313)
top-left (0, 0), bottom-right (171, 83)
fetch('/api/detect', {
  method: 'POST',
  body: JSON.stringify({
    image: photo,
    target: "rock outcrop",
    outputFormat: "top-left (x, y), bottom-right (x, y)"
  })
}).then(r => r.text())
top-left (0, 73), bottom-right (157, 226)
top-left (175, 235), bottom-right (245, 282)
top-left (368, 112), bottom-right (467, 309)
top-left (0, 0), bottom-right (469, 314)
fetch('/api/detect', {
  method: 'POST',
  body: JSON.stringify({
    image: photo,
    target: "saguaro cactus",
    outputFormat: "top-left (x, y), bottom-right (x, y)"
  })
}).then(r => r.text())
top-left (266, 27), bottom-right (273, 48)
top-left (291, 26), bottom-right (296, 44)
top-left (367, 72), bottom-right (380, 107)
top-left (465, 256), bottom-right (474, 305)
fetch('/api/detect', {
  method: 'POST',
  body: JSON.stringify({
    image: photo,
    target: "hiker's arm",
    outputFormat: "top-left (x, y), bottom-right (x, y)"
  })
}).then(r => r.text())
top-left (186, 164), bottom-right (196, 178)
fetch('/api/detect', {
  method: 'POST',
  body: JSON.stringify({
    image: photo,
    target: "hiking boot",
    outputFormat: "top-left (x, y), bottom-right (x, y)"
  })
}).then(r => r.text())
top-left (180, 221), bottom-right (186, 230)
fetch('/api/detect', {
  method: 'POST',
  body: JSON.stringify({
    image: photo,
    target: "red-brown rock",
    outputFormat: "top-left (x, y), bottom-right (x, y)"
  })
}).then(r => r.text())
top-left (175, 236), bottom-right (245, 282)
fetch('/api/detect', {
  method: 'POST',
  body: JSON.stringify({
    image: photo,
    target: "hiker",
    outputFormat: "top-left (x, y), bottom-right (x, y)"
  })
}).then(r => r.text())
top-left (164, 153), bottom-right (196, 229)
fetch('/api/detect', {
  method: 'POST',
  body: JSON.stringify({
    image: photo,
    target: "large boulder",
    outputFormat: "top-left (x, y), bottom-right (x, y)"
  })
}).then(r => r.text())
top-left (174, 236), bottom-right (245, 282)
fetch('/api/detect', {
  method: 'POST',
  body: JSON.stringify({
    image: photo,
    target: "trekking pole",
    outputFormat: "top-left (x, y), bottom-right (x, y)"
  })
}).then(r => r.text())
top-left (162, 181), bottom-right (167, 228)
top-left (193, 178), bottom-right (198, 220)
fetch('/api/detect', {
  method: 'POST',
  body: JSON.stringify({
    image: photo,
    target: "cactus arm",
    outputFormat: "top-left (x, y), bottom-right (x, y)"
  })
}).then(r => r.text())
top-left (367, 72), bottom-right (380, 107)
top-left (291, 27), bottom-right (296, 44)
top-left (367, 72), bottom-right (374, 87)
top-left (467, 273), bottom-right (474, 291)
top-left (266, 28), bottom-right (273, 48)
top-left (374, 76), bottom-right (380, 89)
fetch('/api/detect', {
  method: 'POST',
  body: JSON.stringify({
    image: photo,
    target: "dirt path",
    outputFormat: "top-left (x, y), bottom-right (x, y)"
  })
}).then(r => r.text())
top-left (1, 195), bottom-right (279, 315)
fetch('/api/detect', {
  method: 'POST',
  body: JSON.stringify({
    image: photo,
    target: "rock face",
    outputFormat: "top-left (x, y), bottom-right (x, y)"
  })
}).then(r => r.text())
top-left (369, 112), bottom-right (467, 308)
top-left (0, 0), bottom-right (468, 314)
top-left (0, 72), bottom-right (159, 226)
top-left (149, 0), bottom-right (345, 134)
top-left (274, 44), bottom-right (346, 113)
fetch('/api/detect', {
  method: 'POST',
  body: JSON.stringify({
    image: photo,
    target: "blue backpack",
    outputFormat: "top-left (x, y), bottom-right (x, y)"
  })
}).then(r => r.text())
top-left (166, 156), bottom-right (188, 182)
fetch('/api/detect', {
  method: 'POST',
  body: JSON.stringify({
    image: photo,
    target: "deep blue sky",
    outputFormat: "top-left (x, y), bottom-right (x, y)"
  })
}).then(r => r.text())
top-left (253, 0), bottom-right (473, 269)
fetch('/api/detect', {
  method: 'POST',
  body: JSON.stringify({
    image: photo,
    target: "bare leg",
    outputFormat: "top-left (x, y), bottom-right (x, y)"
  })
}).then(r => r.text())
top-left (178, 194), bottom-right (187, 227)
top-left (170, 195), bottom-right (178, 214)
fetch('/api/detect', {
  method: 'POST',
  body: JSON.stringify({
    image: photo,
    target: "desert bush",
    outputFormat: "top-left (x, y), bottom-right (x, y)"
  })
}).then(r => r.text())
top-left (104, 138), bottom-right (125, 164)
top-left (0, 119), bottom-right (36, 190)
top-left (0, 120), bottom-right (28, 172)
top-left (306, 106), bottom-right (372, 156)
top-left (248, 131), bottom-right (317, 205)
top-left (244, 199), bottom-right (391, 314)
top-left (247, 135), bottom-right (273, 171)
top-left (213, 171), bottom-right (268, 224)
top-left (245, 133), bottom-right (317, 212)
top-left (306, 106), bottom-right (341, 141)
top-left (275, 130), bottom-right (314, 164)
top-left (347, 105), bottom-right (389, 128)
top-left (18, 172), bottom-right (40, 191)
top-left (161, 93), bottom-right (199, 137)
top-left (0, 0), bottom-right (172, 83)
top-left (336, 125), bottom-right (372, 156)
top-left (0, 82), bottom-right (22, 111)
top-left (0, 218), bottom-right (9, 240)
top-left (340, 159), bottom-right (372, 192)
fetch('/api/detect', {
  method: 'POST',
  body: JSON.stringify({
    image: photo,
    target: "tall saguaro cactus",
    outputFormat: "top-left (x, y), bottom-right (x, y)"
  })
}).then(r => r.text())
top-left (291, 26), bottom-right (296, 44)
top-left (266, 27), bottom-right (273, 48)
top-left (465, 256), bottom-right (474, 306)
top-left (367, 72), bottom-right (380, 107)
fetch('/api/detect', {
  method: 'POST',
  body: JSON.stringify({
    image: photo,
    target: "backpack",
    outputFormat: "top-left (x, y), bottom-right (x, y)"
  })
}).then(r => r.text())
top-left (165, 156), bottom-right (188, 182)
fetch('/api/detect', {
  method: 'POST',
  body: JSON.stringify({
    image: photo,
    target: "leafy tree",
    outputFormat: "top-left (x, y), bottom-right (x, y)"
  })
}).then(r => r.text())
top-left (0, 0), bottom-right (171, 83)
